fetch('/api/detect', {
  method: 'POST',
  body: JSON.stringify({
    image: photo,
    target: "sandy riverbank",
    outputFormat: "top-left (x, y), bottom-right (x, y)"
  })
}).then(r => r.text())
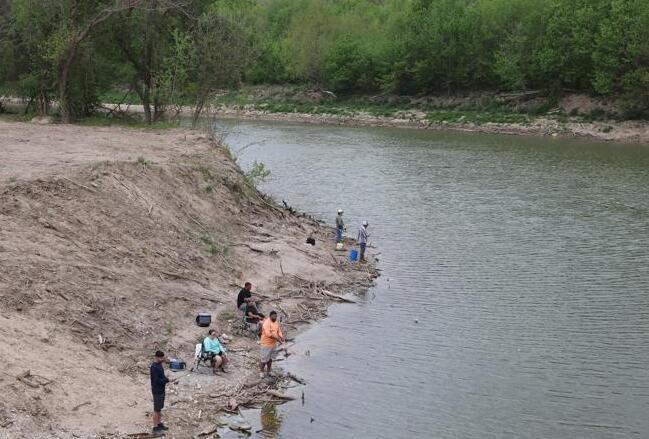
top-left (0, 120), bottom-right (377, 438)
top-left (4, 95), bottom-right (649, 143)
top-left (211, 107), bottom-right (649, 144)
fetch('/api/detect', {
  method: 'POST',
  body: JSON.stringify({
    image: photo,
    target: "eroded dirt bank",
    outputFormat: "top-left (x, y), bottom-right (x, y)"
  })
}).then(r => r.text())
top-left (0, 121), bottom-right (376, 438)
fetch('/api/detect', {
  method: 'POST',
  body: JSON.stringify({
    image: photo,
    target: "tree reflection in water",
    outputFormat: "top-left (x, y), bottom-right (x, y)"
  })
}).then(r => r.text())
top-left (260, 403), bottom-right (282, 437)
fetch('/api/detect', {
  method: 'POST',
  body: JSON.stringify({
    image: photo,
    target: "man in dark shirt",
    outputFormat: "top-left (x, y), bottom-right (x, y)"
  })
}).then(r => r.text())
top-left (237, 282), bottom-right (256, 313)
top-left (150, 350), bottom-right (176, 435)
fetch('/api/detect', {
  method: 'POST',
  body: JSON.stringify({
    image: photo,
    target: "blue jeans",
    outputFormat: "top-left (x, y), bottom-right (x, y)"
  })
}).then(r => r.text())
top-left (359, 243), bottom-right (367, 260)
top-left (336, 228), bottom-right (343, 243)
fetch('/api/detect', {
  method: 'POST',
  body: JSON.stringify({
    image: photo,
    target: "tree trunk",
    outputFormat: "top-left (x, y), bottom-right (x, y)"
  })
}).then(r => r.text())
top-left (58, 53), bottom-right (75, 123)
top-left (192, 89), bottom-right (209, 128)
top-left (57, 1), bottom-right (146, 123)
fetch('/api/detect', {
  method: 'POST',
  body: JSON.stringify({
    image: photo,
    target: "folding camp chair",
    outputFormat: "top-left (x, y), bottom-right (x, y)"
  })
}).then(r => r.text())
top-left (233, 306), bottom-right (261, 339)
top-left (191, 340), bottom-right (212, 372)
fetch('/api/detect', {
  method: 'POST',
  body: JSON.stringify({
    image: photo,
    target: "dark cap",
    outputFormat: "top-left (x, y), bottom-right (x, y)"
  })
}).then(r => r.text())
top-left (155, 350), bottom-right (165, 358)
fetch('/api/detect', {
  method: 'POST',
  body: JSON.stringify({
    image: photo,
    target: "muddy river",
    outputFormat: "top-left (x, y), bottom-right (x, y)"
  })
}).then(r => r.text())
top-left (220, 120), bottom-right (649, 439)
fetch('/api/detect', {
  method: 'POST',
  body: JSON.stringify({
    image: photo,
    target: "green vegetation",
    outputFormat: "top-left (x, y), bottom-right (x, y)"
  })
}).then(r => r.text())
top-left (164, 321), bottom-right (174, 336)
top-left (136, 156), bottom-right (152, 167)
top-left (245, 161), bottom-right (272, 187)
top-left (200, 233), bottom-right (229, 256)
top-left (241, 0), bottom-right (649, 118)
top-left (1, 0), bottom-right (648, 121)
top-left (0, 0), bottom-right (252, 123)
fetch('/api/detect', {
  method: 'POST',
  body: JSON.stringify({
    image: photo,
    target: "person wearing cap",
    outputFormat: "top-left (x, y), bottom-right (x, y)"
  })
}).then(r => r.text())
top-left (358, 221), bottom-right (369, 262)
top-left (150, 350), bottom-right (177, 435)
top-left (335, 209), bottom-right (345, 244)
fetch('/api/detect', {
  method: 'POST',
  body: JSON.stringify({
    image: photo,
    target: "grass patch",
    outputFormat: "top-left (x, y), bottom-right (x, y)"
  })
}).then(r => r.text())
top-left (244, 161), bottom-right (271, 188)
top-left (219, 310), bottom-right (237, 322)
top-left (196, 165), bottom-right (215, 181)
top-left (200, 233), bottom-right (229, 256)
top-left (221, 143), bottom-right (236, 162)
top-left (136, 156), bottom-right (152, 167)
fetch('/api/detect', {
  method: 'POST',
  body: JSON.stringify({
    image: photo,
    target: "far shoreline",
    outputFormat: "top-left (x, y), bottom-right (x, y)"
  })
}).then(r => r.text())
top-left (210, 107), bottom-right (649, 145)
top-left (4, 96), bottom-right (649, 145)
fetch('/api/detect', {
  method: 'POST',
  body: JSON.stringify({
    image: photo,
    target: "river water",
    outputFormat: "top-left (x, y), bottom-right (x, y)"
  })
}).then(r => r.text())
top-left (220, 120), bottom-right (649, 439)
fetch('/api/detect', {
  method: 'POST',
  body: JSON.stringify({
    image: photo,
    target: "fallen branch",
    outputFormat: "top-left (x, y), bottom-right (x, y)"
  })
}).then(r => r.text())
top-left (183, 208), bottom-right (208, 232)
top-left (198, 427), bottom-right (219, 437)
top-left (16, 370), bottom-right (39, 388)
top-left (62, 176), bottom-right (97, 193)
top-left (286, 372), bottom-right (306, 385)
top-left (72, 401), bottom-right (91, 411)
top-left (158, 270), bottom-right (208, 288)
top-left (265, 390), bottom-right (295, 401)
top-left (321, 290), bottom-right (356, 303)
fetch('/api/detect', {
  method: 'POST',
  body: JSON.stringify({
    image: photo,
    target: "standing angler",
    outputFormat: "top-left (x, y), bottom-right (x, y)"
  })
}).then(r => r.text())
top-left (335, 209), bottom-right (345, 244)
top-left (150, 350), bottom-right (176, 436)
top-left (260, 311), bottom-right (285, 377)
top-left (358, 221), bottom-right (369, 262)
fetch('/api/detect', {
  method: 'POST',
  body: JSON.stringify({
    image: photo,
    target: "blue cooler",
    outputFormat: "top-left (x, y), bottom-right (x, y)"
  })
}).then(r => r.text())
top-left (349, 249), bottom-right (358, 262)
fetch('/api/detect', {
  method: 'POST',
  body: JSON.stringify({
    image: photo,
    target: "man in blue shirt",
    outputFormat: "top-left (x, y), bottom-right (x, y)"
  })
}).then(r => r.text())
top-left (203, 329), bottom-right (229, 374)
top-left (150, 350), bottom-right (176, 435)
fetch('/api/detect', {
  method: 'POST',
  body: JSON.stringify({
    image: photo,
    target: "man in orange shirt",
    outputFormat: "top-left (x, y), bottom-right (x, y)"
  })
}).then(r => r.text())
top-left (260, 311), bottom-right (284, 377)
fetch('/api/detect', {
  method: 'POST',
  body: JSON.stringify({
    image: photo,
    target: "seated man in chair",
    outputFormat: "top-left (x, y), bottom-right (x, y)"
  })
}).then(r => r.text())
top-left (203, 329), bottom-right (229, 375)
top-left (237, 282), bottom-right (261, 314)
top-left (244, 302), bottom-right (265, 325)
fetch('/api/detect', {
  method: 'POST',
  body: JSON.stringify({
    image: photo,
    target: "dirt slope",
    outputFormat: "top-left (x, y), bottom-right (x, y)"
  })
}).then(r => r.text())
top-left (0, 121), bottom-right (375, 438)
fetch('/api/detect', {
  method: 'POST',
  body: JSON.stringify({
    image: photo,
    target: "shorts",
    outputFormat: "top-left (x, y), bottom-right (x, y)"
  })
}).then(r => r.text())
top-left (206, 351), bottom-right (224, 364)
top-left (153, 393), bottom-right (165, 412)
top-left (260, 346), bottom-right (276, 363)
top-left (238, 303), bottom-right (247, 313)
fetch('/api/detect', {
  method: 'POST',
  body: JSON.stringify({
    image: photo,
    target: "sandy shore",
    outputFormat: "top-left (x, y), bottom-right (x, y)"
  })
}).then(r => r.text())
top-left (212, 108), bottom-right (649, 144)
top-left (4, 96), bottom-right (649, 143)
top-left (0, 120), bottom-right (377, 438)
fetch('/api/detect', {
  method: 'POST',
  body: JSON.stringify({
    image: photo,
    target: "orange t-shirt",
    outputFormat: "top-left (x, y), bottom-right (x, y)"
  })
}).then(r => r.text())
top-left (260, 318), bottom-right (283, 347)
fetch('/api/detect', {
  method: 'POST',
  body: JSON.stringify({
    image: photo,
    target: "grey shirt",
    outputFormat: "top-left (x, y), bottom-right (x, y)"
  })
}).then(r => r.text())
top-left (335, 215), bottom-right (344, 230)
top-left (358, 225), bottom-right (368, 244)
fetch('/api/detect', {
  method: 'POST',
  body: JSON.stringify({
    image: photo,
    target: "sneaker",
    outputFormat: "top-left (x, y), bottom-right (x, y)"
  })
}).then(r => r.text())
top-left (152, 426), bottom-right (165, 436)
top-left (158, 423), bottom-right (169, 431)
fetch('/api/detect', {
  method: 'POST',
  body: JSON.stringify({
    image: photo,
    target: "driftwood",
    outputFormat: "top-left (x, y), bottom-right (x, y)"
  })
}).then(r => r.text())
top-left (15, 370), bottom-right (52, 388)
top-left (72, 401), bottom-right (91, 411)
top-left (266, 390), bottom-right (295, 400)
top-left (321, 290), bottom-right (356, 303)
top-left (16, 371), bottom-right (39, 388)
top-left (62, 176), bottom-right (97, 193)
top-left (286, 372), bottom-right (306, 385)
top-left (158, 270), bottom-right (209, 288)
